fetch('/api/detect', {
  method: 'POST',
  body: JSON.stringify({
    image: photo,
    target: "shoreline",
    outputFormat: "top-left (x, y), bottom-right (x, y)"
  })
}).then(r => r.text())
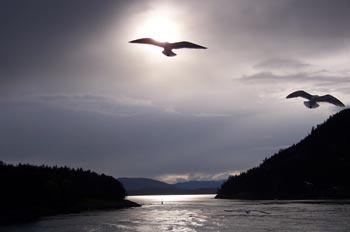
top-left (1, 199), bottom-right (141, 225)
top-left (215, 193), bottom-right (350, 201)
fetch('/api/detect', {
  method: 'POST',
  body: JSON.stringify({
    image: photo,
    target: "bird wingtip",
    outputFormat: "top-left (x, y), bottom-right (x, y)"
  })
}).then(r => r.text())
top-left (129, 39), bottom-right (140, 43)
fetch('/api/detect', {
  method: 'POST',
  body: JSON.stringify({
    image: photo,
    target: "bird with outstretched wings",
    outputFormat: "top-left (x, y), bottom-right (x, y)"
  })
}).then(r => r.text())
top-left (286, 90), bottom-right (345, 108)
top-left (129, 38), bottom-right (207, 57)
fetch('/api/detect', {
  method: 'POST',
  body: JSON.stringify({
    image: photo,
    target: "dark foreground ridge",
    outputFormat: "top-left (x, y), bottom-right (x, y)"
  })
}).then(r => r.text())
top-left (216, 109), bottom-right (350, 200)
top-left (0, 162), bottom-right (140, 224)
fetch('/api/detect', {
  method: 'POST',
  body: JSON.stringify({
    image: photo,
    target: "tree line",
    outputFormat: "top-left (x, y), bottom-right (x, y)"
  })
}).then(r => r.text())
top-left (216, 109), bottom-right (350, 199)
top-left (0, 162), bottom-right (127, 224)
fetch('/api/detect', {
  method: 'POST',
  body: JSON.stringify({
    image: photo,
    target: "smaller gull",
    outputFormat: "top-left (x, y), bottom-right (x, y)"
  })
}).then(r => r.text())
top-left (286, 90), bottom-right (345, 109)
top-left (129, 38), bottom-right (207, 57)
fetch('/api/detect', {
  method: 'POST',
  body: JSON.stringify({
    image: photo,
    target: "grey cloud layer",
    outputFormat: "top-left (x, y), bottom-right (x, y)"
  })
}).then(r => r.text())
top-left (191, 0), bottom-right (350, 55)
top-left (0, 97), bottom-right (248, 175)
top-left (1, 0), bottom-right (349, 180)
top-left (241, 57), bottom-right (350, 97)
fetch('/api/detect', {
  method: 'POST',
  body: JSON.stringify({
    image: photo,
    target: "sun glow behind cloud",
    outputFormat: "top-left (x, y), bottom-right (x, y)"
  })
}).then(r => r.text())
top-left (156, 171), bottom-right (242, 184)
top-left (132, 6), bottom-right (181, 42)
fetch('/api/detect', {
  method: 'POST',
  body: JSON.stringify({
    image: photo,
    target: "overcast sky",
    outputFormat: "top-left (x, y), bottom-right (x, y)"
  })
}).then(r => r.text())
top-left (1, 0), bottom-right (349, 183)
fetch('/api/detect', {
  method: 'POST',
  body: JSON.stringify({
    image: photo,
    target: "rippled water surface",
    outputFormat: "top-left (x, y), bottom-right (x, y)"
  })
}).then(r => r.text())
top-left (3, 195), bottom-right (350, 232)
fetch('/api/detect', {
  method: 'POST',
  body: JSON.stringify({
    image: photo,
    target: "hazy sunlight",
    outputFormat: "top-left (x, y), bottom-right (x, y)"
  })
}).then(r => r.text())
top-left (133, 7), bottom-right (181, 42)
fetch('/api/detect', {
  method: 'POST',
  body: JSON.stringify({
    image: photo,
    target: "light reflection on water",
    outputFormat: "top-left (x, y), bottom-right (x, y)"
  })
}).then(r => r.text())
top-left (2, 195), bottom-right (350, 232)
top-left (129, 194), bottom-right (213, 204)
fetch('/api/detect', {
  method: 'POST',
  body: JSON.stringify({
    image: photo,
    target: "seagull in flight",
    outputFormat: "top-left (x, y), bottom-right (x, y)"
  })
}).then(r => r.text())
top-left (286, 90), bottom-right (345, 109)
top-left (129, 38), bottom-right (207, 57)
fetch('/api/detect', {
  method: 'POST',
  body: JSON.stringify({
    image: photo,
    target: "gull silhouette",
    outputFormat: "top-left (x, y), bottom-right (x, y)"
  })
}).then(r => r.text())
top-left (129, 38), bottom-right (207, 57)
top-left (286, 90), bottom-right (345, 109)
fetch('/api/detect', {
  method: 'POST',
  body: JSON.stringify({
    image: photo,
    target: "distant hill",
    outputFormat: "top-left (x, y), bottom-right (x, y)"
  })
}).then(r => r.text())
top-left (118, 178), bottom-right (224, 195)
top-left (174, 180), bottom-right (225, 190)
top-left (0, 162), bottom-right (140, 224)
top-left (216, 109), bottom-right (350, 200)
top-left (118, 177), bottom-right (180, 195)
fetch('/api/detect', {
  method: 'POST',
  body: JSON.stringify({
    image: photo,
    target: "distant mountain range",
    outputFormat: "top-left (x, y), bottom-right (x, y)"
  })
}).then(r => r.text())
top-left (216, 109), bottom-right (350, 200)
top-left (174, 180), bottom-right (224, 190)
top-left (118, 177), bottom-right (224, 195)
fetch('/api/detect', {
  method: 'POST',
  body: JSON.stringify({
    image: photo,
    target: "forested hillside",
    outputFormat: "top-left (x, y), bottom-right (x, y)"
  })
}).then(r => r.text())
top-left (0, 162), bottom-right (139, 224)
top-left (217, 109), bottom-right (350, 199)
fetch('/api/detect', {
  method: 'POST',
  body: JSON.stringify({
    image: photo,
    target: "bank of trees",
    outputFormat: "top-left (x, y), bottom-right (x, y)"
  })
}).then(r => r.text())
top-left (217, 109), bottom-right (350, 199)
top-left (0, 162), bottom-right (127, 223)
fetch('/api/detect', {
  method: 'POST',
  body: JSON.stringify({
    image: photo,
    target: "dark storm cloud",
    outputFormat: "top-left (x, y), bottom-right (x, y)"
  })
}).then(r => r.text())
top-left (0, 0), bottom-right (134, 92)
top-left (0, 0), bottom-right (125, 54)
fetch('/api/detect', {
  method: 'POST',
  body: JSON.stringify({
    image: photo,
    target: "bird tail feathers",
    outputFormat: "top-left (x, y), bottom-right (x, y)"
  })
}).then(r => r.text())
top-left (162, 50), bottom-right (176, 57)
